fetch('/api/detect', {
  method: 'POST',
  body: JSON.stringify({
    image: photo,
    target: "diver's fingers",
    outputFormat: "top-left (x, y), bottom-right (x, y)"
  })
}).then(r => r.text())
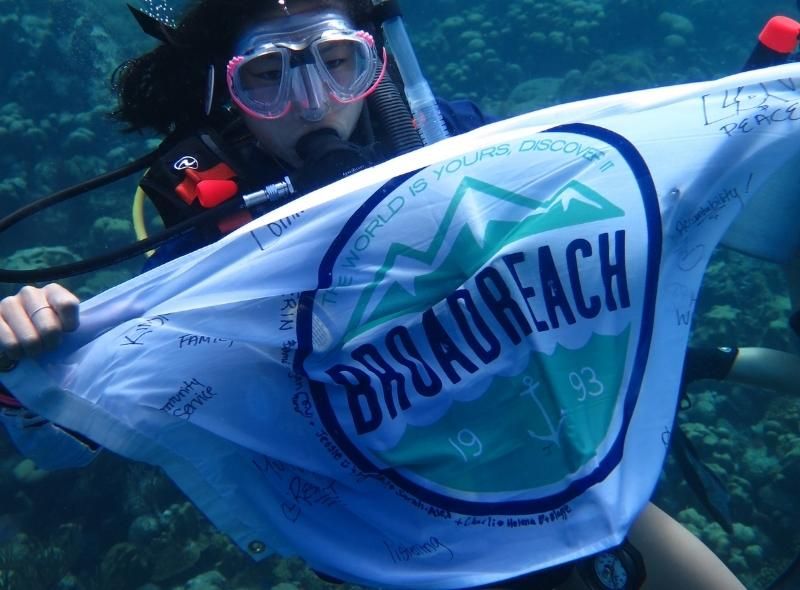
top-left (18, 285), bottom-right (73, 352)
top-left (41, 283), bottom-right (80, 332)
top-left (0, 289), bottom-right (44, 358)
top-left (0, 284), bottom-right (80, 360)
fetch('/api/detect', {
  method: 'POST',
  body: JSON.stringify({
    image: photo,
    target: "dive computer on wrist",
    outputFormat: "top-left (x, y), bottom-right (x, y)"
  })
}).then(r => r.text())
top-left (577, 538), bottom-right (646, 590)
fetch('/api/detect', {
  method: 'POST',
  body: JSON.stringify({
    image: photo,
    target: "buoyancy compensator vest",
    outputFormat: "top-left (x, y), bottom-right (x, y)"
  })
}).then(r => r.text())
top-left (138, 128), bottom-right (255, 237)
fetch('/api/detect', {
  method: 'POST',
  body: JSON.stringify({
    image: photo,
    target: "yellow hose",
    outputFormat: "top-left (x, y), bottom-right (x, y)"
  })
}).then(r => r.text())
top-left (132, 185), bottom-right (155, 258)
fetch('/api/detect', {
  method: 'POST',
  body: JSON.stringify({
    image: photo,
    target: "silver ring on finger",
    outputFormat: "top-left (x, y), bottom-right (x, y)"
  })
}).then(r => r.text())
top-left (29, 305), bottom-right (53, 320)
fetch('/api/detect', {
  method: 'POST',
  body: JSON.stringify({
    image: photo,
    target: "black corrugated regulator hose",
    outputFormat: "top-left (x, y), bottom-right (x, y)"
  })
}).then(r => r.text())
top-left (368, 71), bottom-right (423, 156)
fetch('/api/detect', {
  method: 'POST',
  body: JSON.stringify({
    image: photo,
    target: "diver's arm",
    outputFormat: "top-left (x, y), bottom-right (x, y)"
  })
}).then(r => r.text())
top-left (0, 283), bottom-right (80, 360)
top-left (726, 347), bottom-right (800, 395)
top-left (0, 284), bottom-right (98, 469)
top-left (627, 503), bottom-right (745, 590)
top-left (551, 503), bottom-right (745, 589)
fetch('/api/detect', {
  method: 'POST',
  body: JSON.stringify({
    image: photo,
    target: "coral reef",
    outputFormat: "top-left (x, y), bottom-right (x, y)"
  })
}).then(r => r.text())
top-left (0, 0), bottom-right (799, 589)
top-left (409, 0), bottom-right (786, 117)
top-left (0, 525), bottom-right (82, 589)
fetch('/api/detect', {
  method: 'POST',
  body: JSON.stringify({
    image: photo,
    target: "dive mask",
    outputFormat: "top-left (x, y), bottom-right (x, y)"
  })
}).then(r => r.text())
top-left (227, 11), bottom-right (387, 121)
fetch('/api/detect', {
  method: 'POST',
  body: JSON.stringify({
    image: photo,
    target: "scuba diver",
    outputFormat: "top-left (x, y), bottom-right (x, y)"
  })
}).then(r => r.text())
top-left (0, 0), bottom-right (771, 588)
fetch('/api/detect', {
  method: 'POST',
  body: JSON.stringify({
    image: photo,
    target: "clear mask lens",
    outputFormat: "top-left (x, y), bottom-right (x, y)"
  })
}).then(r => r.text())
top-left (314, 38), bottom-right (373, 98)
top-left (228, 23), bottom-right (382, 120)
top-left (238, 50), bottom-right (291, 114)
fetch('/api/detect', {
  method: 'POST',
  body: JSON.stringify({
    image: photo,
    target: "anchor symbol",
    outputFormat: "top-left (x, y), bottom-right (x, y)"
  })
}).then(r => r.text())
top-left (520, 376), bottom-right (566, 448)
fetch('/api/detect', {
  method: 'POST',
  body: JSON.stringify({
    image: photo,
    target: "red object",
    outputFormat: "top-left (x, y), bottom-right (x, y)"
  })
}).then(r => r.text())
top-left (197, 179), bottom-right (239, 208)
top-left (174, 162), bottom-right (238, 206)
top-left (217, 210), bottom-right (254, 234)
top-left (759, 16), bottom-right (800, 54)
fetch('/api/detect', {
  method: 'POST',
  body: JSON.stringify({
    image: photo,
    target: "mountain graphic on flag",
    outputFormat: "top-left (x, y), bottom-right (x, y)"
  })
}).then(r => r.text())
top-left (343, 176), bottom-right (625, 342)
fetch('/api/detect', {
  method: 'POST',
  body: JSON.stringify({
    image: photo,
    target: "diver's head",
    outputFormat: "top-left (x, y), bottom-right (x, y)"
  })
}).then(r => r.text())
top-left (225, 1), bottom-right (386, 166)
top-left (116, 0), bottom-right (385, 147)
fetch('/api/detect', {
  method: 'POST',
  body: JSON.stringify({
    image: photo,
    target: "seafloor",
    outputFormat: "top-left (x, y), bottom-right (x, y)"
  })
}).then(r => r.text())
top-left (0, 0), bottom-right (799, 588)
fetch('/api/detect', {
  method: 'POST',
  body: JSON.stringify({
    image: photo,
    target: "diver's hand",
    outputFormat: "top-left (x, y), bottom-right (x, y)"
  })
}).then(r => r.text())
top-left (0, 284), bottom-right (80, 360)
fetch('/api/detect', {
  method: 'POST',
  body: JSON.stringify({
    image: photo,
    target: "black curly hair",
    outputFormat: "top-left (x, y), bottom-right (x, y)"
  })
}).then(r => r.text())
top-left (111, 0), bottom-right (378, 135)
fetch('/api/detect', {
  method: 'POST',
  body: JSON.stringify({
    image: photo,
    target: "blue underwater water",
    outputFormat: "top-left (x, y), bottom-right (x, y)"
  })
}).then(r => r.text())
top-left (0, 0), bottom-right (799, 588)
